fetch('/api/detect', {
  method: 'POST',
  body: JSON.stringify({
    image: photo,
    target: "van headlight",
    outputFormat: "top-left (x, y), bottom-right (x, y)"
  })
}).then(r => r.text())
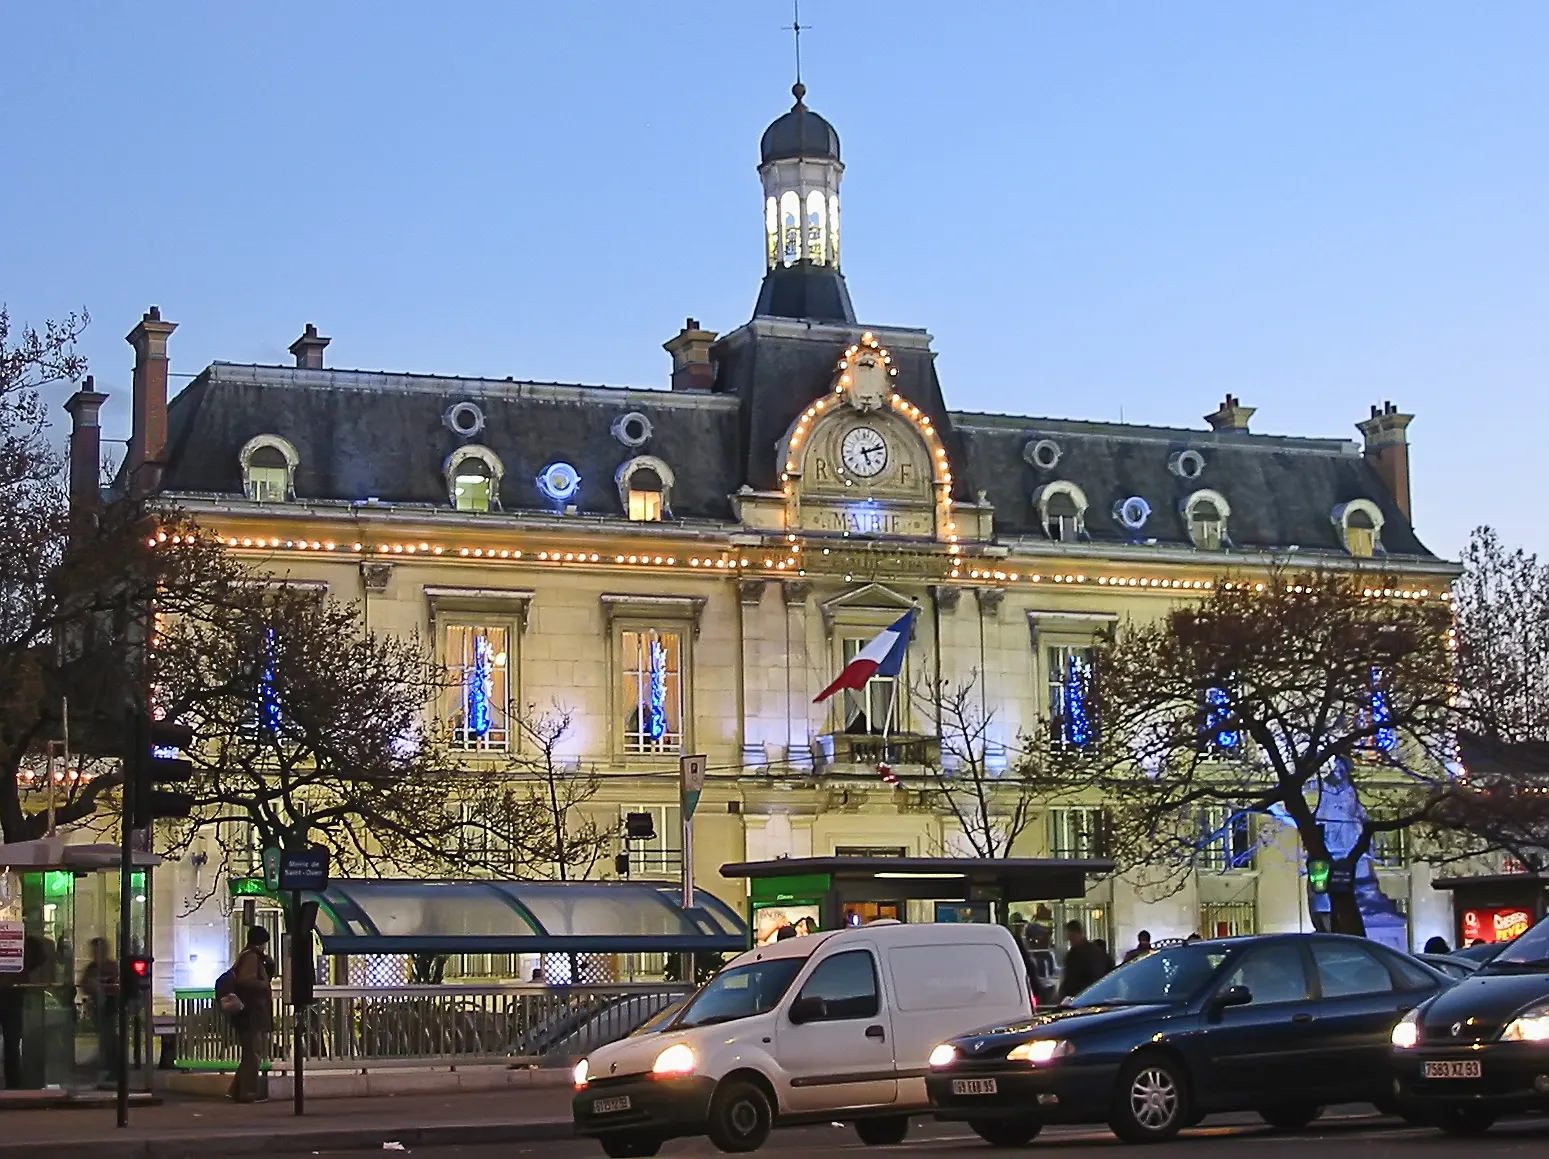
top-left (652, 1043), bottom-right (697, 1076)
top-left (1391, 1009), bottom-right (1420, 1049)
top-left (1007, 1039), bottom-right (1071, 1064)
top-left (928, 1044), bottom-right (957, 1068)
top-left (573, 1057), bottom-right (590, 1087)
top-left (1501, 1004), bottom-right (1549, 1043)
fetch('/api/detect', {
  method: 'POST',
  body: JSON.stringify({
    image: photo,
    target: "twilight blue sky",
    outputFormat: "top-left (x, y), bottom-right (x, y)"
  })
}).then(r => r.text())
top-left (4, 2), bottom-right (1545, 558)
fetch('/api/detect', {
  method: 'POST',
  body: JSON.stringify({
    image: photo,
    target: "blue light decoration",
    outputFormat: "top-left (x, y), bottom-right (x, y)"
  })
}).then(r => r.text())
top-left (645, 637), bottom-right (669, 743)
top-left (1113, 495), bottom-right (1152, 533)
top-left (1205, 686), bottom-right (1240, 750)
top-left (1065, 653), bottom-right (1094, 747)
top-left (536, 461), bottom-right (581, 504)
top-left (259, 628), bottom-right (282, 734)
top-left (466, 634), bottom-right (494, 740)
top-left (1370, 667), bottom-right (1397, 753)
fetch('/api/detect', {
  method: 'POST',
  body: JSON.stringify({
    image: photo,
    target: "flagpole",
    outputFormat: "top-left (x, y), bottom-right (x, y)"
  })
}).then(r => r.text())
top-left (880, 678), bottom-right (898, 762)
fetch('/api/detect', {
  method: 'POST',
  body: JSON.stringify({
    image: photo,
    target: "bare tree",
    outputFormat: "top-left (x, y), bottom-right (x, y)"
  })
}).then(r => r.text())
top-left (1026, 569), bottom-right (1510, 936)
top-left (913, 673), bottom-right (1043, 864)
top-left (493, 703), bottom-right (615, 883)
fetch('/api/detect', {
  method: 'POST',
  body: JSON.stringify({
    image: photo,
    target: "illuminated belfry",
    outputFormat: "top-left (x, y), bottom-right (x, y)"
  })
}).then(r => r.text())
top-left (755, 83), bottom-right (856, 324)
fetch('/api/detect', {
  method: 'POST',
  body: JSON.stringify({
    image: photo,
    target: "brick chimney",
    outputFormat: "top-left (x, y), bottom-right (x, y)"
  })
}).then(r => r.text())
top-left (63, 375), bottom-right (109, 538)
top-left (1205, 393), bottom-right (1256, 433)
top-left (662, 318), bottom-right (717, 392)
top-left (1357, 401), bottom-right (1415, 520)
top-left (125, 306), bottom-right (177, 498)
top-left (289, 322), bottom-right (331, 368)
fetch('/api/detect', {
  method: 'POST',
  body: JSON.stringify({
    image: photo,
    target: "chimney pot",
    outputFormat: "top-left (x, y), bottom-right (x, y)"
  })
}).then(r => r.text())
top-left (64, 376), bottom-right (111, 538)
top-left (125, 306), bottom-right (178, 497)
top-left (290, 323), bottom-right (332, 369)
top-left (1205, 394), bottom-right (1256, 433)
top-left (663, 318), bottom-right (718, 392)
top-left (1356, 402), bottom-right (1415, 521)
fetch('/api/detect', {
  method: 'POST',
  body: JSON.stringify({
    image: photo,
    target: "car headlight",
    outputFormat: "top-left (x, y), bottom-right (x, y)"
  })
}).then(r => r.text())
top-left (1391, 1009), bottom-right (1420, 1049)
top-left (573, 1058), bottom-right (590, 1087)
top-left (1006, 1039), bottom-right (1071, 1064)
top-left (928, 1044), bottom-right (957, 1069)
top-left (1502, 1004), bottom-right (1549, 1044)
top-left (652, 1043), bottom-right (697, 1076)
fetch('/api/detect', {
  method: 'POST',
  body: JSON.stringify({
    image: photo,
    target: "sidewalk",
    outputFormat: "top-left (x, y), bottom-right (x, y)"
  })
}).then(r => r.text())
top-left (0, 1088), bottom-right (574, 1159)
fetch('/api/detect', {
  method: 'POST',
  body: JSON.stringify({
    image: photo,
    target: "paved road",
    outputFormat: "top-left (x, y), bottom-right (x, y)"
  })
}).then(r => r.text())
top-left (316, 1112), bottom-right (1549, 1158)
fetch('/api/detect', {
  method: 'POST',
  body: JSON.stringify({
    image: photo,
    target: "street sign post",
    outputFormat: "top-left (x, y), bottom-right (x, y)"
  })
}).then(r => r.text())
top-left (679, 754), bottom-right (707, 985)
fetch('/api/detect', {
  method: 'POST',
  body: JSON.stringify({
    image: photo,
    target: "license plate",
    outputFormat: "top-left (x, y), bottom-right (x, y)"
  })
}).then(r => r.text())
top-left (1424, 1061), bottom-right (1481, 1080)
top-left (951, 1078), bottom-right (999, 1096)
top-left (593, 1096), bottom-right (633, 1114)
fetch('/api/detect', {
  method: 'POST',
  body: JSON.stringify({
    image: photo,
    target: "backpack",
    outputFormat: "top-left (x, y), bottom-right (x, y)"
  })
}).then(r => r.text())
top-left (214, 966), bottom-right (243, 1015)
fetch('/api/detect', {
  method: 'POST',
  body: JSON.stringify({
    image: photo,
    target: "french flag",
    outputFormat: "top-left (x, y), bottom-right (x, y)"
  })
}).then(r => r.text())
top-left (814, 610), bottom-right (918, 703)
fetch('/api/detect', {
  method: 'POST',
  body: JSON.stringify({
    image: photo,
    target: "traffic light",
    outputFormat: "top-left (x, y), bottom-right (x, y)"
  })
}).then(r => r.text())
top-left (131, 711), bottom-right (196, 827)
top-left (615, 852), bottom-right (630, 877)
top-left (123, 954), bottom-right (151, 999)
top-left (1308, 859), bottom-right (1331, 894)
top-left (290, 900), bottom-right (320, 1007)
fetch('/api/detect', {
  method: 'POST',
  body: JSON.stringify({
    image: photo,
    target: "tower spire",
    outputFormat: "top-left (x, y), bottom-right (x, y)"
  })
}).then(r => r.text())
top-left (787, 0), bottom-right (807, 96)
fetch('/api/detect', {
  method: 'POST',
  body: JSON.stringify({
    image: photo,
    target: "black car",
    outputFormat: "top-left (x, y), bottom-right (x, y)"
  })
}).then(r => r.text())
top-left (926, 932), bottom-right (1448, 1146)
top-left (1391, 915), bottom-right (1549, 1134)
top-left (1416, 953), bottom-right (1478, 984)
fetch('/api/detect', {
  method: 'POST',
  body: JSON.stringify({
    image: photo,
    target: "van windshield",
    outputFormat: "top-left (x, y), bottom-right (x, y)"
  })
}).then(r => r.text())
top-left (673, 957), bottom-right (808, 1030)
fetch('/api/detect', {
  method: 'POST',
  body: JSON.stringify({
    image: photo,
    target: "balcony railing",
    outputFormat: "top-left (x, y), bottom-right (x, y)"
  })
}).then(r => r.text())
top-left (819, 733), bottom-right (941, 770)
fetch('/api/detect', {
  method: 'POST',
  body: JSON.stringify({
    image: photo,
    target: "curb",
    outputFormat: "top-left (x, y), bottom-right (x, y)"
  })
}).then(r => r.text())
top-left (0, 1118), bottom-right (575, 1159)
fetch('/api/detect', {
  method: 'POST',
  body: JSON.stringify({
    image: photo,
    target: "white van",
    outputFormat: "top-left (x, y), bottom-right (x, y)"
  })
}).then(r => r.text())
top-left (571, 920), bottom-right (1032, 1156)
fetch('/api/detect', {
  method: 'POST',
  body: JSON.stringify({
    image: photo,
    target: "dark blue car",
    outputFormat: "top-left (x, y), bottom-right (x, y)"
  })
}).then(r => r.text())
top-left (926, 932), bottom-right (1448, 1145)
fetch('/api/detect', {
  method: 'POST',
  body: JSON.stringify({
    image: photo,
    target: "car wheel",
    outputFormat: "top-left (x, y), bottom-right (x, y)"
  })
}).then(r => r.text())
top-left (854, 1116), bottom-right (910, 1146)
top-left (707, 1078), bottom-right (774, 1153)
top-left (599, 1135), bottom-right (662, 1159)
top-left (1434, 1107), bottom-right (1496, 1137)
top-left (970, 1118), bottom-right (1044, 1147)
top-left (1110, 1054), bottom-right (1190, 1144)
top-left (1258, 1105), bottom-right (1323, 1132)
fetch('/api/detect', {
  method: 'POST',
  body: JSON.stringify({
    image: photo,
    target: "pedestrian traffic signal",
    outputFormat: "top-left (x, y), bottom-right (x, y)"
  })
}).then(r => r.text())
top-left (123, 955), bottom-right (152, 999)
top-left (131, 711), bottom-right (197, 827)
top-left (1308, 859), bottom-right (1331, 894)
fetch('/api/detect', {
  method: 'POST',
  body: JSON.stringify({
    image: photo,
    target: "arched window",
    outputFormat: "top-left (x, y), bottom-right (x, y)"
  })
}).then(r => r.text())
top-left (238, 434), bottom-right (300, 503)
top-left (765, 197), bottom-right (779, 268)
top-left (444, 446), bottom-right (504, 512)
top-left (1332, 500), bottom-right (1385, 558)
top-left (828, 193), bottom-right (841, 268)
top-left (806, 190), bottom-right (827, 264)
top-left (1033, 481), bottom-right (1089, 542)
top-left (780, 190), bottom-right (801, 267)
top-left (1182, 489), bottom-right (1232, 550)
top-left (616, 456), bottom-right (676, 522)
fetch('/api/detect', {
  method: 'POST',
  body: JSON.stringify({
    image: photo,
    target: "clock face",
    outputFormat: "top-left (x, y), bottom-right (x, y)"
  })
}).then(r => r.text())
top-left (841, 426), bottom-right (889, 478)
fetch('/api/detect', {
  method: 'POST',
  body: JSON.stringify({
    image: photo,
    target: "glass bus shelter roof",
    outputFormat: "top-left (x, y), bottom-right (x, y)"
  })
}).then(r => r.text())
top-left (299, 879), bottom-right (747, 955)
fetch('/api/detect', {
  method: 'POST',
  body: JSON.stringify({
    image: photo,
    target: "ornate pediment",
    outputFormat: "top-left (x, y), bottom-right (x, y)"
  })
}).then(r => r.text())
top-left (818, 582), bottom-right (919, 635)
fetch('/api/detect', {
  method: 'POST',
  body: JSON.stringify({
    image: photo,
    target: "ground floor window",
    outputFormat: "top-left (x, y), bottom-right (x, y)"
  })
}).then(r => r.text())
top-left (1200, 901), bottom-right (1257, 939)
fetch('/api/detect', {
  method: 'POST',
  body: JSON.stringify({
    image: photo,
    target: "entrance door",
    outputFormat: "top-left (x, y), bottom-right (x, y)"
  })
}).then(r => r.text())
top-left (776, 946), bottom-right (898, 1112)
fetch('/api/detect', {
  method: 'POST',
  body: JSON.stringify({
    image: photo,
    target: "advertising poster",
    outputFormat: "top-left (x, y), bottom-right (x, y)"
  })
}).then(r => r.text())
top-left (1462, 906), bottom-right (1534, 944)
top-left (753, 904), bottom-right (820, 945)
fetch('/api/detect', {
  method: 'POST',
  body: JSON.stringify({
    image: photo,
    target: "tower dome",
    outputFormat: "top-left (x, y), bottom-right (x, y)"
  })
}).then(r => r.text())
top-left (760, 83), bottom-right (841, 163)
top-left (755, 83), bottom-right (854, 323)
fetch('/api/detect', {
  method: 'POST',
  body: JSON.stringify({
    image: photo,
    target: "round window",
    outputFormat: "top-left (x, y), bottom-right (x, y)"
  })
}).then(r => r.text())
top-left (444, 401), bottom-right (486, 438)
top-left (612, 411), bottom-right (653, 448)
top-left (1114, 496), bottom-right (1152, 531)
top-left (1169, 450), bottom-right (1205, 480)
top-left (1024, 438), bottom-right (1062, 471)
top-left (537, 461), bottom-right (582, 503)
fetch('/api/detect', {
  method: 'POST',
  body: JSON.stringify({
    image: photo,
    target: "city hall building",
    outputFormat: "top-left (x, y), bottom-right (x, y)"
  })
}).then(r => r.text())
top-left (85, 84), bottom-right (1457, 986)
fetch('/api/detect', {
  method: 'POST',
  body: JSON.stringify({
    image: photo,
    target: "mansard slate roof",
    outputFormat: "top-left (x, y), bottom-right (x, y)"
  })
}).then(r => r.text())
top-left (159, 319), bottom-right (1438, 561)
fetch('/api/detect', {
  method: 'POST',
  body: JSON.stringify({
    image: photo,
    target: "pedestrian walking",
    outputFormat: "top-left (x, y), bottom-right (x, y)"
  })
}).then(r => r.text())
top-left (79, 937), bottom-right (118, 1083)
top-left (1123, 930), bottom-right (1153, 963)
top-left (225, 927), bottom-right (275, 1103)
top-left (1057, 921), bottom-right (1111, 1001)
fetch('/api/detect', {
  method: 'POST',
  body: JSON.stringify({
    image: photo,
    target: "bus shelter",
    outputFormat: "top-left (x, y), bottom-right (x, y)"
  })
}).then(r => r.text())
top-left (720, 856), bottom-right (1114, 947)
top-left (0, 838), bottom-right (159, 1097)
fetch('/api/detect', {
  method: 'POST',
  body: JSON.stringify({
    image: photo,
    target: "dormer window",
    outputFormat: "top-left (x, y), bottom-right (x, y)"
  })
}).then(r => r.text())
top-left (239, 435), bottom-right (300, 503)
top-left (444, 446), bottom-right (504, 512)
top-left (1332, 500), bottom-right (1385, 558)
top-left (616, 456), bottom-right (675, 522)
top-left (1182, 489), bottom-right (1232, 550)
top-left (1033, 482), bottom-right (1088, 542)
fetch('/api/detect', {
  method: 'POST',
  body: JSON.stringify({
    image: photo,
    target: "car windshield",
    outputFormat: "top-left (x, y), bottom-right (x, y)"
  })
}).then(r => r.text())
top-left (1482, 917), bottom-right (1549, 971)
top-left (1070, 945), bottom-right (1230, 1008)
top-left (672, 957), bottom-right (808, 1029)
top-left (631, 1000), bottom-right (685, 1036)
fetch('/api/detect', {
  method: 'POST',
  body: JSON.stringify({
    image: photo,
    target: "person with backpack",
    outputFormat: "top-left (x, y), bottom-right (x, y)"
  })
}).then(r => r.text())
top-left (218, 927), bottom-right (275, 1102)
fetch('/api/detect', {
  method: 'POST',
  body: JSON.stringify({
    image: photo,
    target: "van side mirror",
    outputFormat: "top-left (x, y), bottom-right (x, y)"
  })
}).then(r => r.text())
top-left (789, 995), bottom-right (825, 1025)
top-left (1209, 985), bottom-right (1252, 1016)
